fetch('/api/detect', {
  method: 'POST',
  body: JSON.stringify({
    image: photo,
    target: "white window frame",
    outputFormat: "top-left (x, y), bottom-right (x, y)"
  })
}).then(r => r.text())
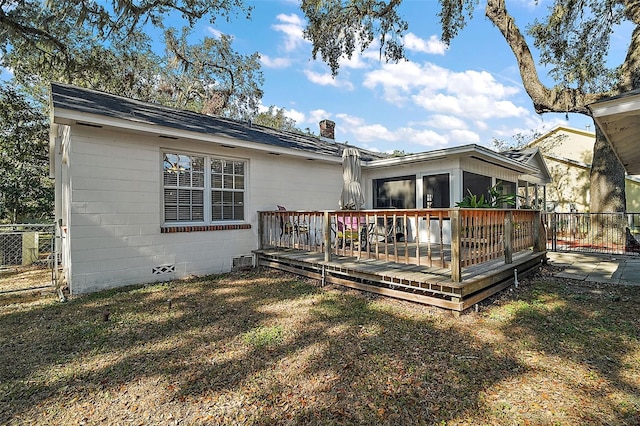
top-left (162, 150), bottom-right (247, 226)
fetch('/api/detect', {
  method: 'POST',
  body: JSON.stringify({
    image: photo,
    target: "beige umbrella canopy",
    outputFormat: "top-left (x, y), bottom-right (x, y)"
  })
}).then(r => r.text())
top-left (339, 147), bottom-right (365, 210)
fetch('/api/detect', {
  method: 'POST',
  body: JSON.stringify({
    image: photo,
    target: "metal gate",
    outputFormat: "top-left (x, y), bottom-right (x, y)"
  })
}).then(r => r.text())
top-left (543, 212), bottom-right (640, 256)
top-left (0, 223), bottom-right (61, 298)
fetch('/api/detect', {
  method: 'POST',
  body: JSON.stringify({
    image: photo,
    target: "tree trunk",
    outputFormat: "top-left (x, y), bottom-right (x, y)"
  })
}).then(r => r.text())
top-left (589, 125), bottom-right (628, 243)
top-left (589, 126), bottom-right (626, 213)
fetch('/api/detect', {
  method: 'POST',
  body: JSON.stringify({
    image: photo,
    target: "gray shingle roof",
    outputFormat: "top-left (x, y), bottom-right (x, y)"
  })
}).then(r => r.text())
top-left (50, 83), bottom-right (387, 162)
top-left (500, 148), bottom-right (539, 164)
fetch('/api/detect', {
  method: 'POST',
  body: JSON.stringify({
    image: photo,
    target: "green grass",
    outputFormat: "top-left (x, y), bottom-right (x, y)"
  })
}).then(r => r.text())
top-left (1, 267), bottom-right (639, 425)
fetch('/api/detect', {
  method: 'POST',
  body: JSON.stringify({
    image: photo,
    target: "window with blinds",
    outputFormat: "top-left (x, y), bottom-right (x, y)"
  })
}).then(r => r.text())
top-left (211, 159), bottom-right (245, 221)
top-left (163, 152), bottom-right (246, 224)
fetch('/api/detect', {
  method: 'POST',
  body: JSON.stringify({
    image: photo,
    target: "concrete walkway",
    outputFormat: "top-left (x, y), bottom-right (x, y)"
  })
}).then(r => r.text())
top-left (546, 252), bottom-right (640, 285)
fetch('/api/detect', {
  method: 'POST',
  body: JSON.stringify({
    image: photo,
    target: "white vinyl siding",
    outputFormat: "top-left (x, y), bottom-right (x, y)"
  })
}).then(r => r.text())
top-left (163, 152), bottom-right (246, 224)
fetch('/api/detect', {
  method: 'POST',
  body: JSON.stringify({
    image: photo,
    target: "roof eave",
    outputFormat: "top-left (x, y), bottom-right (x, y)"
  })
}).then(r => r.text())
top-left (52, 107), bottom-right (344, 164)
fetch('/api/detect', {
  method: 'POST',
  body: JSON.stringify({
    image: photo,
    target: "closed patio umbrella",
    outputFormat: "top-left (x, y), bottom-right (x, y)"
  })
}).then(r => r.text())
top-left (339, 147), bottom-right (364, 210)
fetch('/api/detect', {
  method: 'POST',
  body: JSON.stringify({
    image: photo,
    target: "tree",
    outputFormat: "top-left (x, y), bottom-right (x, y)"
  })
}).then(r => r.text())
top-left (0, 85), bottom-right (53, 222)
top-left (253, 106), bottom-right (300, 132)
top-left (300, 0), bottom-right (638, 214)
top-left (162, 29), bottom-right (263, 119)
top-left (0, 0), bottom-right (263, 118)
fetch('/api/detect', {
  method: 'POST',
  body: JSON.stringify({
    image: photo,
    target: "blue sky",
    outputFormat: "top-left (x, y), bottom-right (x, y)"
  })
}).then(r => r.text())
top-left (204, 0), bottom-right (621, 154)
top-left (2, 0), bottom-right (630, 154)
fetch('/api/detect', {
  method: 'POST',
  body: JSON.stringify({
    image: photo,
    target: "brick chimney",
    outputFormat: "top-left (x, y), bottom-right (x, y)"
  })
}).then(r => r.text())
top-left (319, 119), bottom-right (335, 140)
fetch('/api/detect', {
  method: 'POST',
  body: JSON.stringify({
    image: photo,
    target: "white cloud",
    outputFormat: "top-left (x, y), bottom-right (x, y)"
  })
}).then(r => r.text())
top-left (308, 109), bottom-right (331, 125)
top-left (412, 91), bottom-right (529, 120)
top-left (260, 54), bottom-right (291, 68)
top-left (363, 61), bottom-right (526, 122)
top-left (474, 120), bottom-right (489, 131)
top-left (402, 128), bottom-right (450, 147)
top-left (304, 69), bottom-right (354, 90)
top-left (335, 113), bottom-right (451, 148)
top-left (272, 13), bottom-right (308, 52)
top-left (284, 108), bottom-right (305, 124)
top-left (446, 70), bottom-right (520, 98)
top-left (448, 129), bottom-right (481, 144)
top-left (425, 114), bottom-right (467, 130)
top-left (206, 27), bottom-right (225, 39)
top-left (404, 33), bottom-right (448, 55)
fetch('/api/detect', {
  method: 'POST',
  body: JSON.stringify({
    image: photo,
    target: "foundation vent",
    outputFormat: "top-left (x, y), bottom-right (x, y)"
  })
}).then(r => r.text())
top-left (232, 255), bottom-right (254, 271)
top-left (152, 264), bottom-right (176, 275)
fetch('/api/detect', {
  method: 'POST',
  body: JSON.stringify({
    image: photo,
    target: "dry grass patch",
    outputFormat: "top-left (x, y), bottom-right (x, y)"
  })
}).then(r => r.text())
top-left (0, 267), bottom-right (639, 425)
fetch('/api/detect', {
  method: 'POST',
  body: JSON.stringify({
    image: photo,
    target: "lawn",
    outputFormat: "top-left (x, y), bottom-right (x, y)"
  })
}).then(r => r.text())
top-left (1, 266), bottom-right (639, 425)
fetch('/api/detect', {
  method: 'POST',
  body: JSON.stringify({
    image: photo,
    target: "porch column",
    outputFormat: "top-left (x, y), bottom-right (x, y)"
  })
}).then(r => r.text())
top-left (450, 209), bottom-right (462, 282)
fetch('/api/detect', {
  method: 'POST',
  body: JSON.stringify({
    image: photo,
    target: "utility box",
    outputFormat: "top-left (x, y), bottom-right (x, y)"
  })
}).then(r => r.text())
top-left (0, 232), bottom-right (40, 266)
top-left (22, 232), bottom-right (39, 265)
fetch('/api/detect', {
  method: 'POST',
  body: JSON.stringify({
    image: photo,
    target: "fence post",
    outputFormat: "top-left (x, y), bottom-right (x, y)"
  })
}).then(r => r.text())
top-left (324, 211), bottom-right (331, 262)
top-left (504, 210), bottom-right (513, 264)
top-left (450, 209), bottom-right (462, 282)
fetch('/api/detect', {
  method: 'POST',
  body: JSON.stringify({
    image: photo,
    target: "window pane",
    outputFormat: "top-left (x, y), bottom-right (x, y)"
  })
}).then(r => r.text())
top-left (192, 156), bottom-right (205, 172)
top-left (235, 175), bottom-right (244, 189)
top-left (164, 205), bottom-right (177, 221)
top-left (463, 172), bottom-right (491, 202)
top-left (223, 161), bottom-right (233, 175)
top-left (212, 174), bottom-right (222, 189)
top-left (192, 205), bottom-right (204, 221)
top-left (373, 176), bottom-right (416, 209)
top-left (192, 190), bottom-right (203, 204)
top-left (192, 172), bottom-right (204, 187)
top-left (234, 162), bottom-right (244, 175)
top-left (423, 174), bottom-right (450, 208)
top-left (223, 175), bottom-right (234, 189)
top-left (178, 206), bottom-right (191, 221)
top-left (212, 206), bottom-right (222, 221)
top-left (164, 189), bottom-right (177, 204)
top-left (163, 171), bottom-right (177, 186)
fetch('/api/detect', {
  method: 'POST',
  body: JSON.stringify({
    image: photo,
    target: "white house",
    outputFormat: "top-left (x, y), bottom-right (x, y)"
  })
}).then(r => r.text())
top-left (50, 83), bottom-right (550, 295)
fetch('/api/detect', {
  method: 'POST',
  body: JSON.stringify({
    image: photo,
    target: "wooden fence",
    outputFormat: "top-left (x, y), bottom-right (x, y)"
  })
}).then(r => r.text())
top-left (258, 208), bottom-right (545, 282)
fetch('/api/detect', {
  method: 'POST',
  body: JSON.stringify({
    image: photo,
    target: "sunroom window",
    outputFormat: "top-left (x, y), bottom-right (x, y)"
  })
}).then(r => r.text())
top-left (163, 152), bottom-right (246, 224)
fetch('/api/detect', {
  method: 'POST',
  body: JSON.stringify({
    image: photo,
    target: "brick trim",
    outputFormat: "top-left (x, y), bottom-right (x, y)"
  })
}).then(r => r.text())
top-left (161, 224), bottom-right (251, 233)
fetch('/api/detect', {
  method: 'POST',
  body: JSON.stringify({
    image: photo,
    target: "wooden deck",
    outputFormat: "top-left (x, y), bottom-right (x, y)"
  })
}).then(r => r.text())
top-left (254, 246), bottom-right (546, 312)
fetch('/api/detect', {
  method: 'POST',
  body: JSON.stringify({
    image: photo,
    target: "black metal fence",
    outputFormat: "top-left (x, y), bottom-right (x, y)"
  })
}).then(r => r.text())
top-left (0, 224), bottom-right (59, 296)
top-left (543, 212), bottom-right (640, 255)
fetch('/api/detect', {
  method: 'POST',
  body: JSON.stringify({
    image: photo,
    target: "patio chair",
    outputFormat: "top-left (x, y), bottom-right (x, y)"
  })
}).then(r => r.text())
top-left (335, 215), bottom-right (367, 249)
top-left (277, 205), bottom-right (309, 244)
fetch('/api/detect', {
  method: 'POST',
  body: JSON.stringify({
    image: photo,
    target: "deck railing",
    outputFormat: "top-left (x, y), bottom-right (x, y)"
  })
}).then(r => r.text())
top-left (258, 208), bottom-right (544, 282)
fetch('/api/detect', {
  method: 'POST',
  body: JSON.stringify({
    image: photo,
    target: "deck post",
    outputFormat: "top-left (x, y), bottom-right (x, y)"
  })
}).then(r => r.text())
top-left (450, 209), bottom-right (462, 282)
top-left (258, 212), bottom-right (264, 250)
top-left (504, 210), bottom-right (513, 264)
top-left (324, 211), bottom-right (331, 262)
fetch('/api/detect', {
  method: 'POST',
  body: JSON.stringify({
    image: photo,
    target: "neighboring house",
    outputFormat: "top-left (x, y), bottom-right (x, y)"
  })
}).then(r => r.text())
top-left (528, 126), bottom-right (640, 212)
top-left (49, 83), bottom-right (551, 294)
